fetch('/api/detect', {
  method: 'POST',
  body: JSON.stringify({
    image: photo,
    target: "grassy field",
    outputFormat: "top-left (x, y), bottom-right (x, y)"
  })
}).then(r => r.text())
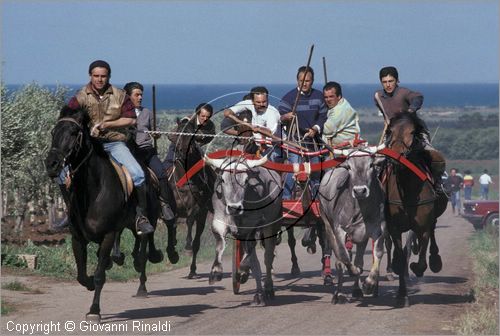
top-left (1, 220), bottom-right (222, 282)
top-left (455, 229), bottom-right (499, 335)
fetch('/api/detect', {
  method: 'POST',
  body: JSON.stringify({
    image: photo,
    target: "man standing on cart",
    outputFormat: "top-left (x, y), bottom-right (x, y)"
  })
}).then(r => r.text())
top-left (278, 66), bottom-right (327, 200)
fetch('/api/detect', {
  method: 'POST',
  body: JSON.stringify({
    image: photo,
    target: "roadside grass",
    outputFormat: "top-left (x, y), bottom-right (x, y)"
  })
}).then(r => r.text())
top-left (2, 280), bottom-right (31, 291)
top-left (1, 221), bottom-right (223, 281)
top-left (455, 229), bottom-right (499, 335)
top-left (1, 299), bottom-right (15, 315)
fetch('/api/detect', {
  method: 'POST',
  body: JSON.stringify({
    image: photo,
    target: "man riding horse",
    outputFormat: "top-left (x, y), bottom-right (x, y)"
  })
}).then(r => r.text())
top-left (65, 60), bottom-right (154, 235)
top-left (374, 66), bottom-right (446, 194)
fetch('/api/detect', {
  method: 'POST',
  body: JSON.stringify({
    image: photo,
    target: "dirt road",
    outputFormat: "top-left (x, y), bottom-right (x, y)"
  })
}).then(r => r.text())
top-left (2, 207), bottom-right (475, 335)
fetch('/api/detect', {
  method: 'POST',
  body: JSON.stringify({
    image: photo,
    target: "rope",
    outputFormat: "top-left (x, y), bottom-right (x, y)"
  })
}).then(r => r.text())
top-left (143, 130), bottom-right (253, 140)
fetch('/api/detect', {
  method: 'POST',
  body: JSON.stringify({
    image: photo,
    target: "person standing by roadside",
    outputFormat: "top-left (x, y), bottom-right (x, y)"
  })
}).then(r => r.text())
top-left (463, 170), bottom-right (474, 200)
top-left (479, 169), bottom-right (493, 200)
top-left (446, 168), bottom-right (463, 215)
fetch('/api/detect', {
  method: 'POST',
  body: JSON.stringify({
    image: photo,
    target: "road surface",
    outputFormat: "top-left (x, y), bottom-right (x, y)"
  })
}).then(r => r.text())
top-left (2, 207), bottom-right (475, 335)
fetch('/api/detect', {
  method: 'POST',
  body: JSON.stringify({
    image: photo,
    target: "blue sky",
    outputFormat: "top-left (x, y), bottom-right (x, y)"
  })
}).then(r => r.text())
top-left (2, 0), bottom-right (498, 85)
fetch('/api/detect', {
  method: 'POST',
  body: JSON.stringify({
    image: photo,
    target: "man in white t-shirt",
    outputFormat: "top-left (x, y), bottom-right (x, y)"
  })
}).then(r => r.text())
top-left (479, 169), bottom-right (494, 200)
top-left (222, 86), bottom-right (282, 161)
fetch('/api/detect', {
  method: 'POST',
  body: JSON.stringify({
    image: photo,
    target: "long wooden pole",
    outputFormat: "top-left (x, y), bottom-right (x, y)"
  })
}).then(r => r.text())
top-left (322, 56), bottom-right (328, 84)
top-left (152, 84), bottom-right (157, 150)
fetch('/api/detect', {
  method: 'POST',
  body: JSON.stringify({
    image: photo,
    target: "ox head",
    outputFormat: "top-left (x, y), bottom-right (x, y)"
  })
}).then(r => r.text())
top-left (333, 145), bottom-right (385, 200)
top-left (205, 155), bottom-right (268, 216)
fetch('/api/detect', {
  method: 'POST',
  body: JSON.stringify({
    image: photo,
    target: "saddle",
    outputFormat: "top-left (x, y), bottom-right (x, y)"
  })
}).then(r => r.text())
top-left (109, 160), bottom-right (159, 201)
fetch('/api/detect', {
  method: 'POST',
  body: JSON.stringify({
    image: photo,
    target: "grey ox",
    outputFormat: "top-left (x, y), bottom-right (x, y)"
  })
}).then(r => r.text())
top-left (205, 155), bottom-right (282, 306)
top-left (318, 145), bottom-right (386, 304)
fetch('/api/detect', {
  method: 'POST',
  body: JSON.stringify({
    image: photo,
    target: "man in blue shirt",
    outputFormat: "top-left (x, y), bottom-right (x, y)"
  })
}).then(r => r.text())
top-left (278, 66), bottom-right (327, 199)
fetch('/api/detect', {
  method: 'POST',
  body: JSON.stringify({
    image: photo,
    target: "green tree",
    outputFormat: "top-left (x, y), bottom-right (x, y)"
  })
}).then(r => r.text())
top-left (1, 83), bottom-right (68, 220)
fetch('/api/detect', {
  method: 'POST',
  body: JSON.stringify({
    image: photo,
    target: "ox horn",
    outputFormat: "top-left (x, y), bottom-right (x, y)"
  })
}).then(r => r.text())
top-left (204, 155), bottom-right (226, 169)
top-left (366, 143), bottom-right (386, 154)
top-left (246, 155), bottom-right (268, 169)
top-left (332, 148), bottom-right (350, 156)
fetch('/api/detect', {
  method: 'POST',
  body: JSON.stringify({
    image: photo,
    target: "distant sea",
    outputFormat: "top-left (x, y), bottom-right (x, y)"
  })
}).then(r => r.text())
top-left (6, 83), bottom-right (499, 112)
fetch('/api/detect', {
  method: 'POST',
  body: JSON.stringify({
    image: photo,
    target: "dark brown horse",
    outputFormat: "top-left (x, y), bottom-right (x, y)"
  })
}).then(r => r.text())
top-left (167, 117), bottom-right (216, 278)
top-left (45, 106), bottom-right (159, 322)
top-left (384, 112), bottom-right (448, 306)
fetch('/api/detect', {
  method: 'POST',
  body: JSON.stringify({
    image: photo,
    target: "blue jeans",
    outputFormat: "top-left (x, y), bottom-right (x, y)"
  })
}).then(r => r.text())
top-left (283, 152), bottom-right (320, 200)
top-left (103, 141), bottom-right (145, 186)
top-left (480, 184), bottom-right (489, 200)
top-left (464, 186), bottom-right (472, 200)
top-left (450, 190), bottom-right (461, 213)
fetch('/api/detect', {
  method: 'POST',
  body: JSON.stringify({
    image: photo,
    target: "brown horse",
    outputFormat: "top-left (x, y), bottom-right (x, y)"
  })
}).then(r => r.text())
top-left (384, 112), bottom-right (448, 306)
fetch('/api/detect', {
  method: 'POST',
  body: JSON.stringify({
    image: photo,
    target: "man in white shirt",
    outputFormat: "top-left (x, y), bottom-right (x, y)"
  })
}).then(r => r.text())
top-left (479, 169), bottom-right (494, 200)
top-left (222, 86), bottom-right (282, 161)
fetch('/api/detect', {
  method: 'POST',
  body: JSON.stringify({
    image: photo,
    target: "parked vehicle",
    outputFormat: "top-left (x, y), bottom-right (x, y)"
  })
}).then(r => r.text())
top-left (462, 199), bottom-right (499, 230)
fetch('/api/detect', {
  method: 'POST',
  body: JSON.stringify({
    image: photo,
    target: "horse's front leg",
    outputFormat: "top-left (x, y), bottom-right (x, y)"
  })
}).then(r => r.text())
top-left (410, 230), bottom-right (429, 277)
top-left (188, 208), bottom-right (209, 279)
top-left (209, 216), bottom-right (226, 284)
top-left (111, 230), bottom-right (125, 266)
top-left (87, 231), bottom-right (115, 322)
top-left (72, 236), bottom-right (94, 291)
top-left (428, 225), bottom-right (442, 273)
top-left (287, 227), bottom-right (300, 276)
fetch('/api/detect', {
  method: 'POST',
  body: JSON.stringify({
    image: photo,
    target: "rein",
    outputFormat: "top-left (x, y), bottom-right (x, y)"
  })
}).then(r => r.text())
top-left (53, 117), bottom-right (93, 182)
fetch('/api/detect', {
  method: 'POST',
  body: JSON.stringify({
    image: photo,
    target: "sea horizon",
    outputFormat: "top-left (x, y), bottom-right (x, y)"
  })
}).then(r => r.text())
top-left (5, 82), bottom-right (499, 111)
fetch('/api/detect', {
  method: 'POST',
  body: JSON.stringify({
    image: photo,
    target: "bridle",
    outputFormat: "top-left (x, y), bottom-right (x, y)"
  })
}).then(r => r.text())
top-left (50, 117), bottom-right (93, 181)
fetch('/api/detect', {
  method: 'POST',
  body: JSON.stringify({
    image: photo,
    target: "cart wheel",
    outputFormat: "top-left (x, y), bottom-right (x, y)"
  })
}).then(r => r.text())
top-left (232, 239), bottom-right (243, 294)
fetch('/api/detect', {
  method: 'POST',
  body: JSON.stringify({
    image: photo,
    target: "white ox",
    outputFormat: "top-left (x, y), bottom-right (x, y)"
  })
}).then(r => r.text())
top-left (205, 155), bottom-right (282, 306)
top-left (318, 145), bottom-right (387, 304)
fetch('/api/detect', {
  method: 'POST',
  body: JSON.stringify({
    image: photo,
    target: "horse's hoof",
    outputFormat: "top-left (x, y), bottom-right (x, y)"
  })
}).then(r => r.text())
top-left (352, 288), bottom-right (363, 299)
top-left (251, 293), bottom-right (266, 307)
top-left (85, 313), bottom-right (101, 323)
top-left (396, 295), bottom-right (410, 308)
top-left (166, 248), bottom-right (179, 264)
top-left (332, 294), bottom-right (347, 304)
top-left (264, 288), bottom-right (275, 300)
top-left (135, 289), bottom-right (148, 298)
top-left (148, 250), bottom-right (164, 264)
top-left (323, 274), bottom-right (334, 286)
top-left (238, 272), bottom-right (249, 284)
top-left (290, 266), bottom-right (301, 277)
top-left (208, 271), bottom-right (222, 284)
top-left (188, 271), bottom-right (198, 279)
top-left (306, 244), bottom-right (317, 254)
top-left (112, 253), bottom-right (125, 266)
top-left (410, 262), bottom-right (424, 277)
top-left (429, 254), bottom-right (442, 273)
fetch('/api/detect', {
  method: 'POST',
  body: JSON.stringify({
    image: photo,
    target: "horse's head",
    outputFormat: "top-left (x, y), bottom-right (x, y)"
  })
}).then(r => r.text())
top-left (45, 106), bottom-right (90, 178)
top-left (205, 155), bottom-right (268, 216)
top-left (234, 108), bottom-right (253, 145)
top-left (387, 112), bottom-right (423, 156)
top-left (172, 117), bottom-right (204, 169)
